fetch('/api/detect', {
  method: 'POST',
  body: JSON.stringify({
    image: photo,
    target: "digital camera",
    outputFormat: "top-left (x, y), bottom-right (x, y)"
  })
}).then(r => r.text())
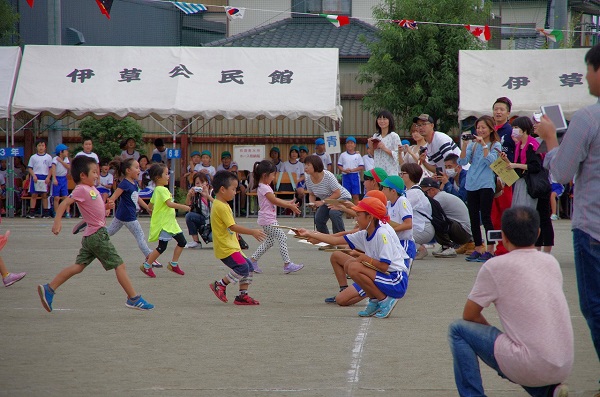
top-left (193, 186), bottom-right (203, 193)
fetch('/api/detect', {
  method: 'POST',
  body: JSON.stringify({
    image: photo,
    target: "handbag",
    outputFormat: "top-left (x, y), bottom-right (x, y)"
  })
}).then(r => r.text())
top-left (524, 168), bottom-right (551, 199)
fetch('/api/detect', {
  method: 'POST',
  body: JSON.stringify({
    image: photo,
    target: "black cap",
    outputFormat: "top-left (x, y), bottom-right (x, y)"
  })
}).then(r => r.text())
top-left (420, 177), bottom-right (440, 189)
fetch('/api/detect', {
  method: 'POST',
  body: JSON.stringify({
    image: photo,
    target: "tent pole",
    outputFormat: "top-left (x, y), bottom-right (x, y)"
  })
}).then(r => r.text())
top-left (170, 116), bottom-right (176, 196)
top-left (6, 116), bottom-right (15, 217)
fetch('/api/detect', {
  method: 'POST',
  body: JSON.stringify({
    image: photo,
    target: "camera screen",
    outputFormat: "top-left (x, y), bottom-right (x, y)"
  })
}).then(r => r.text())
top-left (487, 230), bottom-right (503, 241)
top-left (541, 105), bottom-right (567, 131)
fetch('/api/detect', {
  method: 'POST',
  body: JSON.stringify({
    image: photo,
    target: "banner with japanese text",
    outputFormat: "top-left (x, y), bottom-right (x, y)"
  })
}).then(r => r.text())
top-left (12, 46), bottom-right (342, 122)
top-left (233, 145), bottom-right (265, 171)
top-left (324, 131), bottom-right (341, 155)
top-left (458, 48), bottom-right (596, 120)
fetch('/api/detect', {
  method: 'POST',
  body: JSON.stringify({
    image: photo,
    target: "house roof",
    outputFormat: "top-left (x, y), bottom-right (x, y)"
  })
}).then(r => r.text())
top-left (512, 36), bottom-right (547, 50)
top-left (204, 17), bottom-right (378, 59)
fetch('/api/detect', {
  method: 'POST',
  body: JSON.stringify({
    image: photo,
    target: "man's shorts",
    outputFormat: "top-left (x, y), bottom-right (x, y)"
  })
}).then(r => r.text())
top-left (51, 175), bottom-right (68, 197)
top-left (551, 183), bottom-right (565, 197)
top-left (342, 173), bottom-right (361, 195)
top-left (353, 263), bottom-right (410, 299)
top-left (29, 174), bottom-right (49, 194)
top-left (75, 228), bottom-right (123, 270)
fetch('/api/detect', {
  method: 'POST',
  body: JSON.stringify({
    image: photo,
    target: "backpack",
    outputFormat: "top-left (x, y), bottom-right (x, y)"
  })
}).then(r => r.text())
top-left (411, 186), bottom-right (452, 235)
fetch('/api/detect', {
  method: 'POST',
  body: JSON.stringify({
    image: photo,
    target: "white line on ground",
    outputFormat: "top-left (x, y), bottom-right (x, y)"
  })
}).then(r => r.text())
top-left (346, 316), bottom-right (371, 396)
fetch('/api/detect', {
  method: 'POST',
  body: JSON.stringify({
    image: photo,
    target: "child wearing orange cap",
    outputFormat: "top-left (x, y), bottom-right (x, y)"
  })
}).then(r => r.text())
top-left (297, 197), bottom-right (409, 318)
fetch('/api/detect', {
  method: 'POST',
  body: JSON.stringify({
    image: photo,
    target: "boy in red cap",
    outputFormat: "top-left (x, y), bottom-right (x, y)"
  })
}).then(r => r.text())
top-left (297, 197), bottom-right (409, 318)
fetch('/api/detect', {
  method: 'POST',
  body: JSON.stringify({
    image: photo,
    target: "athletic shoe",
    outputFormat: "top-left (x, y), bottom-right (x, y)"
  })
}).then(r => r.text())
top-left (415, 246), bottom-right (428, 260)
top-left (125, 295), bottom-right (154, 311)
top-left (72, 221), bottom-right (87, 235)
top-left (324, 296), bottom-right (337, 303)
top-left (455, 241), bottom-right (476, 255)
top-left (465, 251), bottom-right (482, 262)
top-left (234, 294), bottom-right (260, 305)
top-left (432, 245), bottom-right (445, 256)
top-left (140, 265), bottom-right (156, 278)
top-left (433, 247), bottom-right (457, 258)
top-left (283, 262), bottom-right (304, 274)
top-left (26, 211), bottom-right (36, 219)
top-left (209, 281), bottom-right (228, 303)
top-left (3, 272), bottom-right (26, 287)
top-left (0, 230), bottom-right (11, 251)
top-left (64, 212), bottom-right (71, 219)
top-left (375, 298), bottom-right (399, 319)
top-left (185, 241), bottom-right (201, 249)
top-left (250, 259), bottom-right (262, 274)
top-left (476, 252), bottom-right (494, 262)
top-left (42, 211), bottom-right (51, 219)
top-left (551, 214), bottom-right (560, 221)
top-left (358, 300), bottom-right (380, 317)
top-left (167, 263), bottom-right (185, 276)
top-left (151, 260), bottom-right (163, 268)
top-left (552, 384), bottom-right (569, 397)
top-left (38, 284), bottom-right (54, 312)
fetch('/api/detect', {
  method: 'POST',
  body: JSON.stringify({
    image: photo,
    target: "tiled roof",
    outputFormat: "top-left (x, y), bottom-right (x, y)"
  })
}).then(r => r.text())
top-left (204, 17), bottom-right (378, 58)
top-left (512, 36), bottom-right (547, 50)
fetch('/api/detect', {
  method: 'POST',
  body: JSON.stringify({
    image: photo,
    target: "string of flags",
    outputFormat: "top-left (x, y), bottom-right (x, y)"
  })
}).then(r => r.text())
top-left (22, 0), bottom-right (579, 42)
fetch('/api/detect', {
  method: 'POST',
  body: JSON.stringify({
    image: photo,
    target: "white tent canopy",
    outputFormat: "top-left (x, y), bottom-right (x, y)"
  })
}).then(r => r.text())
top-left (459, 48), bottom-right (596, 120)
top-left (0, 47), bottom-right (21, 120)
top-left (12, 45), bottom-right (342, 122)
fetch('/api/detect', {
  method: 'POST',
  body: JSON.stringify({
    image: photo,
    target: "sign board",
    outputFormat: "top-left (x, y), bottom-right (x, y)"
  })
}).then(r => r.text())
top-left (324, 131), bottom-right (341, 155)
top-left (233, 145), bottom-right (265, 171)
top-left (167, 148), bottom-right (181, 159)
top-left (0, 147), bottom-right (24, 157)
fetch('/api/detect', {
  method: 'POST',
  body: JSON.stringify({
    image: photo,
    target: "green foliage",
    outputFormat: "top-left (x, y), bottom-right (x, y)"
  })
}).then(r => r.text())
top-left (359, 0), bottom-right (489, 132)
top-left (77, 117), bottom-right (145, 161)
top-left (0, 0), bottom-right (19, 45)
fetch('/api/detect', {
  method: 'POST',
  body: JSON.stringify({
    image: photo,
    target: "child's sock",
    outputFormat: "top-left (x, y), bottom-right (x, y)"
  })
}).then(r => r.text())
top-left (339, 285), bottom-right (348, 292)
top-left (217, 279), bottom-right (227, 287)
top-left (170, 262), bottom-right (178, 267)
top-left (379, 296), bottom-right (390, 303)
top-left (239, 290), bottom-right (247, 295)
top-left (143, 262), bottom-right (151, 269)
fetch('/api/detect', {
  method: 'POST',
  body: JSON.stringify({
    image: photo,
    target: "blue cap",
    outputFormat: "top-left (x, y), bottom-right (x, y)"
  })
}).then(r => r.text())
top-left (315, 138), bottom-right (325, 145)
top-left (191, 151), bottom-right (201, 157)
top-left (55, 143), bottom-right (68, 155)
top-left (346, 136), bottom-right (356, 144)
top-left (401, 139), bottom-right (410, 145)
top-left (201, 150), bottom-right (211, 157)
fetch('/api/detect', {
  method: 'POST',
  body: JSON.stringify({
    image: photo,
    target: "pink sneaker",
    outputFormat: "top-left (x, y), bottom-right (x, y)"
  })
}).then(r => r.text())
top-left (167, 263), bottom-right (185, 275)
top-left (140, 265), bottom-right (156, 278)
top-left (3, 271), bottom-right (26, 287)
top-left (283, 262), bottom-right (304, 274)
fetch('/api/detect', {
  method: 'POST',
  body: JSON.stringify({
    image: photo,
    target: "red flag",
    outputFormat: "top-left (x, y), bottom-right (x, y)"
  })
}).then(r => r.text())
top-left (394, 19), bottom-right (418, 30)
top-left (26, 0), bottom-right (34, 7)
top-left (95, 0), bottom-right (113, 19)
top-left (464, 24), bottom-right (491, 42)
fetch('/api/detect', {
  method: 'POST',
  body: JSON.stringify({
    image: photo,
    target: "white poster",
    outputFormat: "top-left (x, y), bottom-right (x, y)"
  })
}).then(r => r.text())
top-left (233, 145), bottom-right (265, 171)
top-left (324, 131), bottom-right (341, 155)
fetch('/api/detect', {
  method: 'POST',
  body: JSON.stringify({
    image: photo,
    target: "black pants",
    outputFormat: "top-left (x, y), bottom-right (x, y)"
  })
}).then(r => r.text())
top-left (435, 220), bottom-right (473, 248)
top-left (466, 188), bottom-right (495, 247)
top-left (536, 195), bottom-right (554, 247)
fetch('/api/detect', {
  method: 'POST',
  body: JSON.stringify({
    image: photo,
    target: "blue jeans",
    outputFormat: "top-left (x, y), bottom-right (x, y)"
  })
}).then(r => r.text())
top-left (314, 205), bottom-right (345, 234)
top-left (185, 211), bottom-right (206, 236)
top-left (573, 228), bottom-right (600, 361)
top-left (448, 319), bottom-right (558, 397)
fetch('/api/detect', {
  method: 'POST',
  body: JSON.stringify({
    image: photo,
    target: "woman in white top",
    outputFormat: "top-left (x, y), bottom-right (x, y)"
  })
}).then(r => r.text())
top-left (304, 155), bottom-right (352, 234)
top-left (399, 124), bottom-right (433, 178)
top-left (368, 110), bottom-right (401, 177)
top-left (401, 162), bottom-right (434, 260)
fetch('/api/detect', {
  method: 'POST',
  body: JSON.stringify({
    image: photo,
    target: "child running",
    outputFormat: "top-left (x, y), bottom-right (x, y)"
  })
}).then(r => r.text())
top-left (106, 158), bottom-right (161, 268)
top-left (37, 156), bottom-right (153, 312)
top-left (0, 231), bottom-right (26, 287)
top-left (209, 170), bottom-right (266, 305)
top-left (248, 160), bottom-right (303, 274)
top-left (141, 163), bottom-right (190, 278)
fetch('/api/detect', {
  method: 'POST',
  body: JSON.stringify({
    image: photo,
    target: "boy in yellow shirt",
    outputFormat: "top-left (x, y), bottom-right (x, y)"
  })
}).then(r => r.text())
top-left (209, 171), bottom-right (266, 305)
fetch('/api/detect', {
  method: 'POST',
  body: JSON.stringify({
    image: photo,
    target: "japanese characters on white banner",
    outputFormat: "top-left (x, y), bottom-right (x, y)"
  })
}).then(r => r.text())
top-left (324, 131), bottom-right (341, 155)
top-left (234, 145), bottom-right (265, 171)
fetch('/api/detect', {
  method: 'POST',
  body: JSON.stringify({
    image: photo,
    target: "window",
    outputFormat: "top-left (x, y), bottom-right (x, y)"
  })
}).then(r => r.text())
top-left (292, 0), bottom-right (352, 16)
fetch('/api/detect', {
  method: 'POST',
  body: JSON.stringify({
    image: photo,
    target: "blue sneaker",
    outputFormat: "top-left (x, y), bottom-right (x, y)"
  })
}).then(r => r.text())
top-left (358, 299), bottom-right (380, 317)
top-left (125, 295), bottom-right (154, 311)
top-left (465, 251), bottom-right (481, 262)
top-left (375, 297), bottom-right (399, 318)
top-left (476, 252), bottom-right (494, 262)
top-left (324, 295), bottom-right (336, 303)
top-left (38, 284), bottom-right (54, 312)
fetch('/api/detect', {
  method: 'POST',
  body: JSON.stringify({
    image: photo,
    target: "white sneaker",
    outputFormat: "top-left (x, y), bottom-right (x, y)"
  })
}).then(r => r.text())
top-left (432, 245), bottom-right (444, 255)
top-left (433, 247), bottom-right (457, 258)
top-left (185, 241), bottom-right (201, 249)
top-left (550, 214), bottom-right (560, 221)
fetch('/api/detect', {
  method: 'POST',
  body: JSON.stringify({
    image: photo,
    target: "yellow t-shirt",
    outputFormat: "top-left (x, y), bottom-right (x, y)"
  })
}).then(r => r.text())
top-left (210, 199), bottom-right (242, 259)
top-left (148, 186), bottom-right (182, 242)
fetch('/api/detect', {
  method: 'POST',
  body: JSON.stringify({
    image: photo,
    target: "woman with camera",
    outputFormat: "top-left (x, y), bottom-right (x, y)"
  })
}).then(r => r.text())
top-left (184, 172), bottom-right (214, 249)
top-left (458, 115), bottom-right (502, 263)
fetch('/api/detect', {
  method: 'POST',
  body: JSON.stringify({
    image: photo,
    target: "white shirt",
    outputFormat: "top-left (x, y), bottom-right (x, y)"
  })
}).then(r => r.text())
top-left (372, 131), bottom-right (401, 176)
top-left (426, 131), bottom-right (461, 169)
top-left (99, 173), bottom-right (114, 189)
top-left (313, 152), bottom-right (332, 169)
top-left (405, 187), bottom-right (432, 233)
top-left (362, 154), bottom-right (374, 172)
top-left (388, 196), bottom-right (414, 241)
top-left (28, 153), bottom-right (53, 175)
top-left (282, 160), bottom-right (304, 179)
top-left (121, 150), bottom-right (140, 161)
top-left (75, 151), bottom-right (100, 163)
top-left (52, 156), bottom-right (70, 177)
top-left (337, 151), bottom-right (364, 174)
top-left (344, 223), bottom-right (409, 273)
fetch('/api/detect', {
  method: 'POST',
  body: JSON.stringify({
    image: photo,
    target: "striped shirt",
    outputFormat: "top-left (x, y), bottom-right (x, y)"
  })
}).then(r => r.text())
top-left (426, 131), bottom-right (461, 169)
top-left (305, 170), bottom-right (351, 201)
top-left (545, 99), bottom-right (600, 241)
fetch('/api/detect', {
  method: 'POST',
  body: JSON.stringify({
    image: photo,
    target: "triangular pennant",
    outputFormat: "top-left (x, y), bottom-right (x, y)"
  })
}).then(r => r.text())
top-left (393, 19), bottom-right (418, 30)
top-left (26, 0), bottom-right (34, 8)
top-left (172, 2), bottom-right (207, 15)
top-left (320, 14), bottom-right (350, 28)
top-left (536, 28), bottom-right (564, 43)
top-left (95, 0), bottom-right (113, 19)
top-left (465, 24), bottom-right (491, 42)
top-left (224, 6), bottom-right (245, 20)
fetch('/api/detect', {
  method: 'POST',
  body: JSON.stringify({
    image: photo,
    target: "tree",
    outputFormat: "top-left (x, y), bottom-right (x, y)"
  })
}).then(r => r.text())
top-left (0, 0), bottom-right (19, 46)
top-left (359, 0), bottom-right (489, 132)
top-left (77, 117), bottom-right (145, 161)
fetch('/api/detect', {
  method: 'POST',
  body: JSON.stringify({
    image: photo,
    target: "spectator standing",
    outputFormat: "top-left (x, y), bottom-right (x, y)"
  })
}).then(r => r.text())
top-left (337, 136), bottom-right (364, 204)
top-left (368, 110), bottom-right (400, 177)
top-left (26, 139), bottom-right (53, 219)
top-left (362, 143), bottom-right (374, 173)
top-left (120, 138), bottom-right (140, 161)
top-left (152, 138), bottom-right (168, 164)
top-left (51, 144), bottom-right (71, 218)
top-left (416, 114), bottom-right (461, 174)
top-left (313, 138), bottom-right (333, 172)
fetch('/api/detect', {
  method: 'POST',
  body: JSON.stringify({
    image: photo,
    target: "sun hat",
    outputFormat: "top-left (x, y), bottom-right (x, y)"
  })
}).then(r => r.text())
top-left (364, 190), bottom-right (388, 207)
top-left (380, 175), bottom-right (406, 194)
top-left (350, 197), bottom-right (390, 223)
top-left (364, 167), bottom-right (388, 184)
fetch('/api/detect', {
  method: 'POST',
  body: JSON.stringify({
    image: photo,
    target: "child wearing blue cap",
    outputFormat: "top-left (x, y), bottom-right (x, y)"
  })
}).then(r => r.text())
top-left (51, 144), bottom-right (71, 218)
top-left (313, 138), bottom-right (332, 172)
top-left (337, 136), bottom-right (364, 204)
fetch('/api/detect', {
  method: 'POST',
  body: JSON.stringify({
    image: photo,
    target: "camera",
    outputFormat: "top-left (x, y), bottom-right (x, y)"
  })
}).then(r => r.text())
top-left (193, 186), bottom-right (203, 193)
top-left (419, 146), bottom-right (427, 155)
top-left (461, 133), bottom-right (475, 141)
top-left (487, 230), bottom-right (503, 241)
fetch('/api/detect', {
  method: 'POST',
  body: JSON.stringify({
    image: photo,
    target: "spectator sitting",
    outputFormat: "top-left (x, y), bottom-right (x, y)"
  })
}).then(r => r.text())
top-left (362, 167), bottom-right (388, 193)
top-left (440, 153), bottom-right (467, 204)
top-left (420, 177), bottom-right (474, 258)
top-left (448, 206), bottom-right (573, 397)
top-left (269, 147), bottom-right (284, 172)
top-left (120, 138), bottom-right (140, 161)
top-left (152, 138), bottom-right (167, 164)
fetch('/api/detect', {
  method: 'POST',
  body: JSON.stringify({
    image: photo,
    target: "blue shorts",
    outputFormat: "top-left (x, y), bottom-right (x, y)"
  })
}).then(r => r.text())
top-left (139, 188), bottom-right (153, 199)
top-left (551, 183), bottom-right (565, 197)
top-left (97, 186), bottom-right (111, 195)
top-left (51, 175), bottom-right (68, 197)
top-left (29, 174), bottom-right (49, 194)
top-left (220, 252), bottom-right (252, 277)
top-left (353, 265), bottom-right (409, 299)
top-left (342, 173), bottom-right (360, 195)
top-left (297, 180), bottom-right (306, 189)
top-left (400, 239), bottom-right (417, 260)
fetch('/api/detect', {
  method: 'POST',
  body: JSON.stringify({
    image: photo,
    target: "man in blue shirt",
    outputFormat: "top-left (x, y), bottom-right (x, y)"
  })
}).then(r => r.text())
top-left (439, 153), bottom-right (467, 204)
